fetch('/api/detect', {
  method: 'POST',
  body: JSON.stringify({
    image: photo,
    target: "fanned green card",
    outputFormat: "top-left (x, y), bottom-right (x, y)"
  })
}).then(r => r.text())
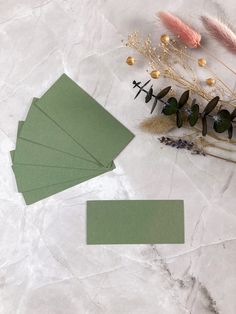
top-left (13, 120), bottom-right (103, 169)
top-left (14, 137), bottom-right (107, 170)
top-left (22, 179), bottom-right (83, 205)
top-left (21, 173), bottom-right (113, 205)
top-left (36, 74), bottom-right (134, 166)
top-left (19, 99), bottom-right (100, 164)
top-left (12, 163), bottom-right (115, 192)
top-left (87, 200), bottom-right (184, 244)
top-left (11, 74), bottom-right (134, 204)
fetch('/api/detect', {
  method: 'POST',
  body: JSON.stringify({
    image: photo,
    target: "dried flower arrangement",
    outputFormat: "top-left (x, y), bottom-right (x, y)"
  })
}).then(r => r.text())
top-left (125, 10), bottom-right (236, 162)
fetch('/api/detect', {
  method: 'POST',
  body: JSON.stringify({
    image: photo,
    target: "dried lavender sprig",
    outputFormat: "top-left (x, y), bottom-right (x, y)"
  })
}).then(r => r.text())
top-left (158, 136), bottom-right (206, 156)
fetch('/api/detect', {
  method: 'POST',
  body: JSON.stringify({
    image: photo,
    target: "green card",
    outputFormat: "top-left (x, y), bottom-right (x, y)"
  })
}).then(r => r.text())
top-left (36, 74), bottom-right (134, 166)
top-left (10, 121), bottom-right (23, 161)
top-left (22, 178), bottom-right (83, 205)
top-left (10, 121), bottom-right (24, 160)
top-left (10, 121), bottom-right (25, 160)
top-left (19, 98), bottom-right (100, 164)
top-left (17, 121), bottom-right (24, 136)
top-left (10, 150), bottom-right (14, 160)
top-left (12, 121), bottom-right (107, 169)
top-left (87, 200), bottom-right (184, 244)
top-left (13, 163), bottom-right (115, 192)
top-left (13, 138), bottom-right (109, 170)
top-left (11, 121), bottom-right (115, 194)
top-left (21, 173), bottom-right (109, 205)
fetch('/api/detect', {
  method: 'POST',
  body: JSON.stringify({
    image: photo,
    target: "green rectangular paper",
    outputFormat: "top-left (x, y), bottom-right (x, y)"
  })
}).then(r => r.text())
top-left (22, 178), bottom-right (83, 205)
top-left (19, 98), bottom-right (100, 165)
top-left (11, 108), bottom-right (115, 203)
top-left (12, 123), bottom-right (115, 192)
top-left (17, 121), bottom-right (24, 136)
top-left (11, 158), bottom-right (114, 203)
top-left (21, 173), bottom-right (112, 205)
top-left (13, 138), bottom-right (109, 170)
top-left (36, 74), bottom-right (134, 166)
top-left (12, 121), bottom-right (106, 169)
top-left (87, 200), bottom-right (184, 244)
top-left (13, 163), bottom-right (115, 192)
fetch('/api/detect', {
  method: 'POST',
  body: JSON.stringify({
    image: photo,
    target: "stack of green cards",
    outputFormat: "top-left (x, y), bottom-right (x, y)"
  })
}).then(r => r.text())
top-left (11, 74), bottom-right (134, 205)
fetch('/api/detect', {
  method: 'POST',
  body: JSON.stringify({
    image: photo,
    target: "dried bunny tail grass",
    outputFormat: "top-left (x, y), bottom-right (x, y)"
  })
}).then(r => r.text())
top-left (201, 15), bottom-right (236, 53)
top-left (140, 115), bottom-right (176, 134)
top-left (158, 11), bottom-right (201, 48)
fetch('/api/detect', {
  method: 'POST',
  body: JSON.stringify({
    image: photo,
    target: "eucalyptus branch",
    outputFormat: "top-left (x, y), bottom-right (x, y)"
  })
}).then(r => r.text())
top-left (133, 80), bottom-right (236, 139)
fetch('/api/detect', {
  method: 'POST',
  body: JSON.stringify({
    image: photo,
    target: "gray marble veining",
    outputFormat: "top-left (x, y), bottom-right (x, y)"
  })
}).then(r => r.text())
top-left (0, 0), bottom-right (236, 313)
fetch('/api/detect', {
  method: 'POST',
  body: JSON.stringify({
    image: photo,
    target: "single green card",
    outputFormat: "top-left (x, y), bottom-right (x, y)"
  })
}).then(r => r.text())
top-left (87, 200), bottom-right (184, 244)
top-left (21, 174), bottom-right (110, 205)
top-left (17, 121), bottom-right (24, 136)
top-left (21, 178), bottom-right (84, 205)
top-left (13, 138), bottom-right (109, 170)
top-left (13, 163), bottom-right (115, 192)
top-left (36, 74), bottom-right (134, 166)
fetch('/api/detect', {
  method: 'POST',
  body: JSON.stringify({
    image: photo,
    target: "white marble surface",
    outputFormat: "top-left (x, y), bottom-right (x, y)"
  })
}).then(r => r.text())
top-left (0, 0), bottom-right (236, 313)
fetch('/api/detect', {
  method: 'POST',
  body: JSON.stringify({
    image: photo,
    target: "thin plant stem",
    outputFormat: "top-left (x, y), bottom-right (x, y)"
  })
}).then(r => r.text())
top-left (200, 44), bottom-right (236, 76)
top-left (168, 42), bottom-right (236, 101)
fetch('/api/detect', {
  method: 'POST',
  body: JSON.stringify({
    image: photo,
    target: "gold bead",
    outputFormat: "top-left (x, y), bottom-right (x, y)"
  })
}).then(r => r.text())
top-left (206, 78), bottom-right (216, 86)
top-left (198, 58), bottom-right (207, 67)
top-left (126, 56), bottom-right (135, 65)
top-left (160, 34), bottom-right (170, 44)
top-left (150, 70), bottom-right (161, 79)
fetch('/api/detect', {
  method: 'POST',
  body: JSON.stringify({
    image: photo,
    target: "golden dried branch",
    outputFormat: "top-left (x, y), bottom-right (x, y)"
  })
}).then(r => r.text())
top-left (126, 32), bottom-right (236, 109)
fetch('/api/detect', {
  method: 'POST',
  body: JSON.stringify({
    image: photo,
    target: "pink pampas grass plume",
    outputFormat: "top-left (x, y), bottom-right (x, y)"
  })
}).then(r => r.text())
top-left (201, 15), bottom-right (236, 54)
top-left (158, 11), bottom-right (201, 48)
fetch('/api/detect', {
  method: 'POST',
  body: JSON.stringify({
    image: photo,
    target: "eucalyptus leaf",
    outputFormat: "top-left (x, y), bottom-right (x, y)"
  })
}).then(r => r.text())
top-left (162, 97), bottom-right (178, 115)
top-left (230, 108), bottom-right (236, 120)
top-left (176, 111), bottom-right (183, 128)
top-left (228, 124), bottom-right (233, 139)
top-left (202, 96), bottom-right (219, 116)
top-left (213, 109), bottom-right (231, 133)
top-left (202, 116), bottom-right (207, 136)
top-left (156, 86), bottom-right (171, 99)
top-left (150, 97), bottom-right (158, 114)
top-left (188, 102), bottom-right (199, 126)
top-left (145, 86), bottom-right (153, 103)
top-left (178, 90), bottom-right (189, 108)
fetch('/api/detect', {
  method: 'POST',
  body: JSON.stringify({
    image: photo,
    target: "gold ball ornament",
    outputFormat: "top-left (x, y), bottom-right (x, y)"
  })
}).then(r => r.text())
top-left (198, 58), bottom-right (207, 67)
top-left (150, 70), bottom-right (161, 79)
top-left (206, 78), bottom-right (216, 86)
top-left (160, 34), bottom-right (170, 44)
top-left (126, 56), bottom-right (135, 65)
